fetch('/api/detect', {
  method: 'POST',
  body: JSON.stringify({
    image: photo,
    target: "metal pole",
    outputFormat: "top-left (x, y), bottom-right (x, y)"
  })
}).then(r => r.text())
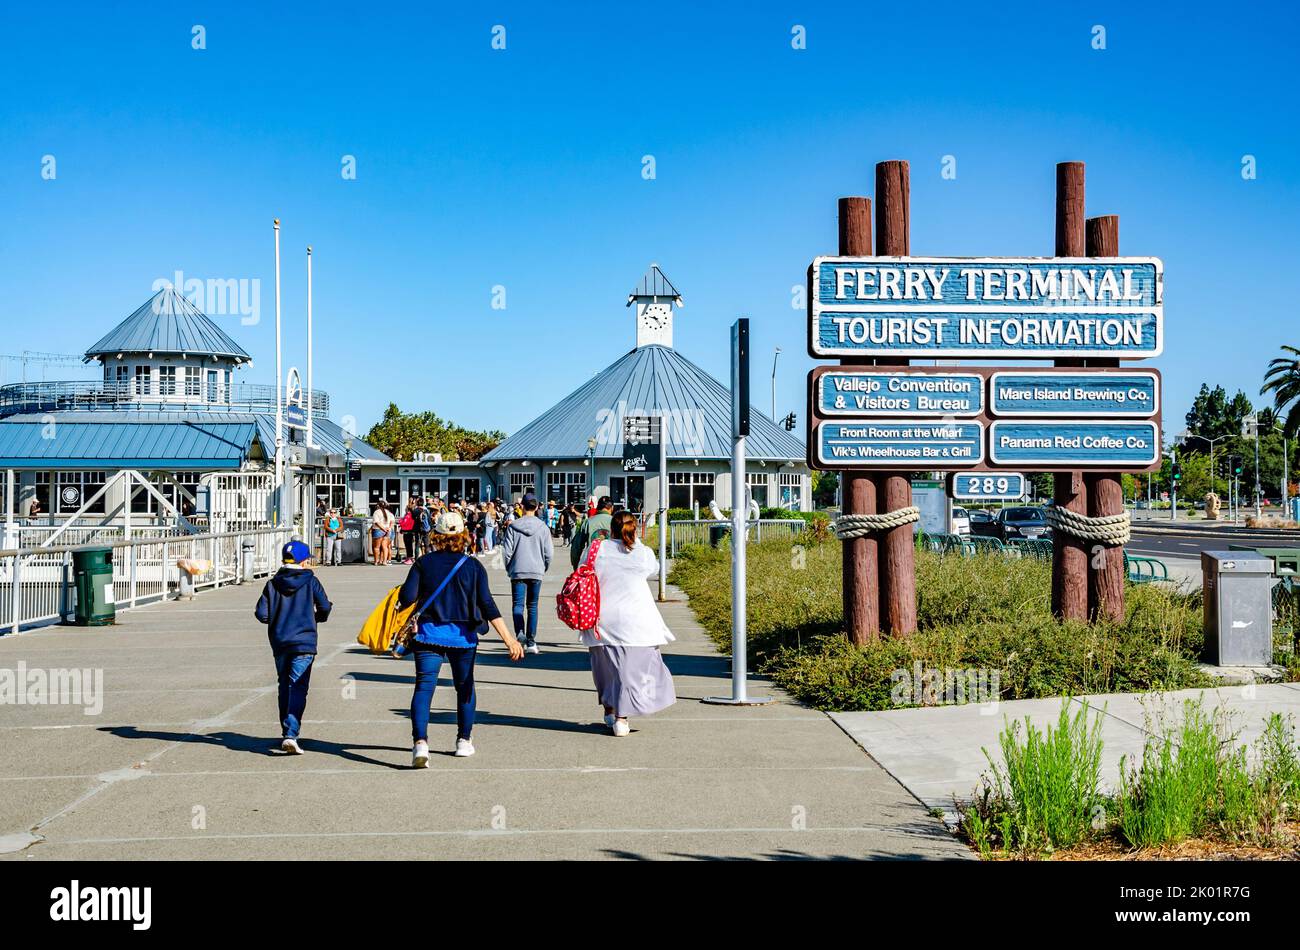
top-left (770, 346), bottom-right (780, 419)
top-left (656, 415), bottom-right (667, 602)
top-left (731, 427), bottom-right (747, 700)
top-left (1170, 447), bottom-right (1177, 522)
top-left (1254, 418), bottom-right (1261, 518)
top-left (306, 245), bottom-right (314, 450)
top-left (273, 220), bottom-right (284, 523)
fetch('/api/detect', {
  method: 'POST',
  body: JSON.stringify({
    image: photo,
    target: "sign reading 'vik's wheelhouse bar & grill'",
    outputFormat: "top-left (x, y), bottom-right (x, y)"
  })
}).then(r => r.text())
top-left (808, 257), bottom-right (1162, 358)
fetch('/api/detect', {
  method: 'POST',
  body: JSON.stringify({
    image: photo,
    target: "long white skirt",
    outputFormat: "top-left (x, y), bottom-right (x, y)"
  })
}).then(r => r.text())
top-left (588, 645), bottom-right (677, 717)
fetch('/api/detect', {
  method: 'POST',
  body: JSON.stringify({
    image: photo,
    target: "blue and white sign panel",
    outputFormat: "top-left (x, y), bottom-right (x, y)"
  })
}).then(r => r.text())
top-left (817, 421), bottom-right (984, 468)
top-left (990, 371), bottom-right (1159, 418)
top-left (285, 404), bottom-right (307, 429)
top-left (989, 421), bottom-right (1160, 467)
top-left (809, 256), bottom-right (1163, 359)
top-left (816, 371), bottom-right (983, 417)
top-left (952, 472), bottom-right (1028, 501)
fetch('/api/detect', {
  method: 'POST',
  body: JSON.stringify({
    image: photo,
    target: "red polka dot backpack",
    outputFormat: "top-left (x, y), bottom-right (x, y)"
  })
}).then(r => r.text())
top-left (556, 537), bottom-right (603, 635)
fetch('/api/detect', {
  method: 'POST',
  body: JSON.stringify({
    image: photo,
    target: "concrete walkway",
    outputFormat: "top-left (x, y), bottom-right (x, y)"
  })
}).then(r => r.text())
top-left (0, 552), bottom-right (968, 861)
top-left (833, 683), bottom-right (1300, 817)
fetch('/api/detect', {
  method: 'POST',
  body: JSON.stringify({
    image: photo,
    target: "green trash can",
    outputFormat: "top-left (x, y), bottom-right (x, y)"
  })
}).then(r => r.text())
top-left (708, 523), bottom-right (731, 548)
top-left (72, 547), bottom-right (116, 626)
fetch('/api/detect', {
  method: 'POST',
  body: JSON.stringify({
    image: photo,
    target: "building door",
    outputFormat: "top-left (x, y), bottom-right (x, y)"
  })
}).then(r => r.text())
top-left (609, 476), bottom-right (625, 508)
top-left (627, 475), bottom-right (645, 512)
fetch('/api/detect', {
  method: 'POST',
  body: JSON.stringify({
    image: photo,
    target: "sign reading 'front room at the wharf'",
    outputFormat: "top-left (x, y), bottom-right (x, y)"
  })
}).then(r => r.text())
top-left (808, 257), bottom-right (1163, 358)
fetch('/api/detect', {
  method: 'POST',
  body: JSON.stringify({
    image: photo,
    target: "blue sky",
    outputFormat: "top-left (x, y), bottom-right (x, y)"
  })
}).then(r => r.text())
top-left (1, 1), bottom-right (1296, 441)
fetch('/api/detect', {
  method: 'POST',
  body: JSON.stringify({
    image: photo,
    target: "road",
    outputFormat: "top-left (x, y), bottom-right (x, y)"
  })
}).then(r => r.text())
top-left (1128, 523), bottom-right (1299, 561)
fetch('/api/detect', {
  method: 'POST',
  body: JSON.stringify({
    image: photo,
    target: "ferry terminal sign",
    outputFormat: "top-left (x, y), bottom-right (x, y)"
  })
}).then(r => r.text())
top-left (808, 256), bottom-right (1162, 359)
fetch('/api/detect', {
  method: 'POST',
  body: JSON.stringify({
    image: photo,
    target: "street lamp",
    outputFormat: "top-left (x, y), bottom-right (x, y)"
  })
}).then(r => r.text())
top-left (771, 346), bottom-right (781, 419)
top-left (587, 437), bottom-right (597, 506)
top-left (1177, 430), bottom-right (1228, 498)
top-left (343, 436), bottom-right (353, 515)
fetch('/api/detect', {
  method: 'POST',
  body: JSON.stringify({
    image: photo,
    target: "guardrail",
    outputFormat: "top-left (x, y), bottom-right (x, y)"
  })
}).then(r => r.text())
top-left (668, 519), bottom-right (807, 558)
top-left (0, 526), bottom-right (292, 634)
top-left (0, 379), bottom-right (330, 417)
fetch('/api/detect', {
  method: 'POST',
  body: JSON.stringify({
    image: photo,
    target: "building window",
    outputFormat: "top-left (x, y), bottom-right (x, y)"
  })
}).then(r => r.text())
top-left (184, 367), bottom-right (202, 397)
top-left (131, 472), bottom-right (200, 516)
top-left (747, 472), bottom-right (770, 508)
top-left (159, 366), bottom-right (177, 396)
top-left (779, 472), bottom-right (803, 510)
top-left (508, 472), bottom-right (535, 500)
top-left (668, 471), bottom-right (715, 511)
top-left (113, 365), bottom-right (130, 396)
top-left (546, 471), bottom-right (587, 505)
top-left (56, 471), bottom-right (107, 514)
top-left (134, 365), bottom-right (152, 396)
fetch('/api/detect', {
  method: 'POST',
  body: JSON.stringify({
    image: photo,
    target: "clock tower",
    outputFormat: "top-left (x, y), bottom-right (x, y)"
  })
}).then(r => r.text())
top-left (628, 263), bottom-right (683, 349)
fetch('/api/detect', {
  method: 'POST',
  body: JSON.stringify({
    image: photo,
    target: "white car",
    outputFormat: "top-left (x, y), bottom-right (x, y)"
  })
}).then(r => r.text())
top-left (950, 506), bottom-right (971, 536)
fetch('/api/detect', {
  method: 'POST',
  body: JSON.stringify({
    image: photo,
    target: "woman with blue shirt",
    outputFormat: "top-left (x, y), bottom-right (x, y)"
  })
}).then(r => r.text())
top-left (397, 510), bottom-right (524, 766)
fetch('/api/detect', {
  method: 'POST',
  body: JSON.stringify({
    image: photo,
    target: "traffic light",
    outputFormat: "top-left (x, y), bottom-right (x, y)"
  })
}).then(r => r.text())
top-left (782, 412), bottom-right (797, 431)
top-left (1231, 455), bottom-right (1243, 476)
top-left (1171, 460), bottom-right (1182, 482)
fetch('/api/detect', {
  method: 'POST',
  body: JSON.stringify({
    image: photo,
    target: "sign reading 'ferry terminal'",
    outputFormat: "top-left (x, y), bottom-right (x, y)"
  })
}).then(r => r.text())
top-left (808, 257), bottom-right (1163, 358)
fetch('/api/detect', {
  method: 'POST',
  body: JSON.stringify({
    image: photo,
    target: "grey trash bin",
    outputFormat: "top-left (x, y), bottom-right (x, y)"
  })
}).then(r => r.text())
top-left (1201, 551), bottom-right (1274, 666)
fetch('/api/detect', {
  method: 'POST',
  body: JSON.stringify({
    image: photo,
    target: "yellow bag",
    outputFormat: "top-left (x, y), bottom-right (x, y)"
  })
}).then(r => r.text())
top-left (357, 586), bottom-right (419, 655)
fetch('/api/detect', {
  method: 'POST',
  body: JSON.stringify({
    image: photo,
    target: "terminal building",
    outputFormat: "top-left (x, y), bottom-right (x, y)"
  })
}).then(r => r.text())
top-left (477, 266), bottom-right (810, 513)
top-left (0, 287), bottom-right (389, 545)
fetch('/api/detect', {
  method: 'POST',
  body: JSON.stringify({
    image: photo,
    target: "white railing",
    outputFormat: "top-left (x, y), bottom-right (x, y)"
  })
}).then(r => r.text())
top-left (0, 526), bottom-right (292, 634)
top-left (668, 518), bottom-right (808, 557)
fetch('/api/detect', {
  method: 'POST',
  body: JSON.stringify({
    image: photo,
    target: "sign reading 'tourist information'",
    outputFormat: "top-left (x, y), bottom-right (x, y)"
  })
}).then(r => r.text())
top-left (816, 421), bottom-right (984, 468)
top-left (808, 257), bottom-right (1163, 359)
top-left (988, 421), bottom-right (1160, 467)
top-left (816, 370), bottom-right (983, 417)
top-left (989, 371), bottom-right (1159, 417)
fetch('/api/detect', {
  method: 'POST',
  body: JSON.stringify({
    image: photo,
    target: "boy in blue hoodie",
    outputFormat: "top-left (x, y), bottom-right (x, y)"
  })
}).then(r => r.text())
top-left (255, 540), bottom-right (333, 754)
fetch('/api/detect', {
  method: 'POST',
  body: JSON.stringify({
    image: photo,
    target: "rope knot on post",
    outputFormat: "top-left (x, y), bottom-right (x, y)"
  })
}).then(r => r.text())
top-left (832, 506), bottom-right (921, 540)
top-left (1044, 506), bottom-right (1131, 546)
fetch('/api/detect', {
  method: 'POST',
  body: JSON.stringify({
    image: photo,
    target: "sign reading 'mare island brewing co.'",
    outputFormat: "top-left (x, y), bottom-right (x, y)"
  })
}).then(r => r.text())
top-left (809, 257), bottom-right (1162, 359)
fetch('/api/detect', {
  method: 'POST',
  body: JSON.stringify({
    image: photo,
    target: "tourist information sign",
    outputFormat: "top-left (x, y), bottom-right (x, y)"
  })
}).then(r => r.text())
top-left (815, 370), bottom-right (982, 417)
top-left (988, 370), bottom-right (1158, 417)
top-left (808, 256), bottom-right (1162, 359)
top-left (951, 472), bottom-right (1027, 501)
top-left (815, 420), bottom-right (984, 468)
top-left (622, 415), bottom-right (662, 474)
top-left (988, 420), bottom-right (1160, 467)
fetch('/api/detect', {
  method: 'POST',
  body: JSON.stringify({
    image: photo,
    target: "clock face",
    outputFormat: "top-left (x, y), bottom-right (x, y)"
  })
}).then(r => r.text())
top-left (642, 303), bottom-right (670, 329)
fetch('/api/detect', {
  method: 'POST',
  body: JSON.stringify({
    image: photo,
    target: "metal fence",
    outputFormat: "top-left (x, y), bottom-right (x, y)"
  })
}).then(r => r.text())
top-left (0, 526), bottom-right (291, 634)
top-left (668, 519), bottom-right (808, 558)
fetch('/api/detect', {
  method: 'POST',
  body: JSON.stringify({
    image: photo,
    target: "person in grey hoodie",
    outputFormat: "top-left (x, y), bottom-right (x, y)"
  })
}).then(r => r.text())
top-left (499, 493), bottom-right (553, 654)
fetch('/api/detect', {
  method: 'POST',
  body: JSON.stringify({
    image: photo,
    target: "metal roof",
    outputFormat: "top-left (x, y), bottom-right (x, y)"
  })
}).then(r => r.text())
top-left (0, 411), bottom-right (390, 468)
top-left (626, 264), bottom-right (682, 305)
top-left (481, 344), bottom-right (806, 462)
top-left (0, 417), bottom-right (258, 469)
top-left (84, 288), bottom-right (252, 361)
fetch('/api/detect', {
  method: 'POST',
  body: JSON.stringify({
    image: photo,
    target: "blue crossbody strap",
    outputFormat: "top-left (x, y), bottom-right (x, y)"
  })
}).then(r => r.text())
top-left (415, 554), bottom-right (469, 621)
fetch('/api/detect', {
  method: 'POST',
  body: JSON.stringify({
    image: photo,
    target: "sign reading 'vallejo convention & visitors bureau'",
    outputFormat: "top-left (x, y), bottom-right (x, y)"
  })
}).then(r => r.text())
top-left (809, 257), bottom-right (1163, 359)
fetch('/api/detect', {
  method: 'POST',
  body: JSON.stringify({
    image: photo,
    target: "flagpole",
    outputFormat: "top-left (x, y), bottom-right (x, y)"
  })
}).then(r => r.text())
top-left (273, 219), bottom-right (284, 523)
top-left (306, 245), bottom-right (314, 449)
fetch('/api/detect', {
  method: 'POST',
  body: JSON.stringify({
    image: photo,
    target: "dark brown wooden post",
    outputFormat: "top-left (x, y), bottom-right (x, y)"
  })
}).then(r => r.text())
top-left (874, 160), bottom-right (918, 636)
top-left (837, 196), bottom-right (880, 643)
top-left (1085, 214), bottom-right (1126, 622)
top-left (1051, 162), bottom-right (1089, 622)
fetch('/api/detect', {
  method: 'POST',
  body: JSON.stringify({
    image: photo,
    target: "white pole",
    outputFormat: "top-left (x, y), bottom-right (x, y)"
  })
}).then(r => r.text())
top-left (657, 415), bottom-right (667, 602)
top-left (306, 245), bottom-right (314, 450)
top-left (731, 426), bottom-right (747, 701)
top-left (273, 220), bottom-right (284, 524)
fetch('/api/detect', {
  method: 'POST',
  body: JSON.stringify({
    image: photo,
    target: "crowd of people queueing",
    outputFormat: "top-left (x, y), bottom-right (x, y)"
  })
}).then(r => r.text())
top-left (269, 492), bottom-right (675, 764)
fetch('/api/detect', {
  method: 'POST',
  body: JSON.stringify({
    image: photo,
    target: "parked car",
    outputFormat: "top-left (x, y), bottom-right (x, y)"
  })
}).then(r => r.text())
top-left (968, 509), bottom-right (999, 538)
top-left (996, 506), bottom-right (1052, 542)
top-left (950, 506), bottom-right (971, 535)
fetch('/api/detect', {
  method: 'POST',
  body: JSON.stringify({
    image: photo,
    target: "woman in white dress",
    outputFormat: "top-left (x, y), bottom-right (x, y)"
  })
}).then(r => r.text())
top-left (580, 511), bottom-right (677, 736)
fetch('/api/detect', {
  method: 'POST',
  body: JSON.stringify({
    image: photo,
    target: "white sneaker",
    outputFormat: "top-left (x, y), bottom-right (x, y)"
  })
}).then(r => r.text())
top-left (280, 737), bottom-right (304, 755)
top-left (412, 740), bottom-right (430, 769)
top-left (612, 719), bottom-right (630, 738)
top-left (454, 738), bottom-right (475, 757)
top-left (526, 643), bottom-right (541, 655)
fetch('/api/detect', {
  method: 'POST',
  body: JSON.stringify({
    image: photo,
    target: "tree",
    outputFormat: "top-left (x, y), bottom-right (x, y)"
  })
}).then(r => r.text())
top-left (1262, 344), bottom-right (1300, 438)
top-left (363, 403), bottom-right (505, 461)
top-left (1184, 383), bottom-right (1253, 442)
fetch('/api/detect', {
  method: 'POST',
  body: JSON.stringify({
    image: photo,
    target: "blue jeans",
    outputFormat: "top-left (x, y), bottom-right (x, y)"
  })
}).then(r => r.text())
top-left (274, 652), bottom-right (315, 739)
top-left (410, 645), bottom-right (477, 742)
top-left (511, 578), bottom-right (542, 645)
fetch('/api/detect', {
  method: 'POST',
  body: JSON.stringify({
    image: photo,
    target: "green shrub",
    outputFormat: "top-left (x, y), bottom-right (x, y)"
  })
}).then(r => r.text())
top-left (959, 700), bottom-right (1106, 856)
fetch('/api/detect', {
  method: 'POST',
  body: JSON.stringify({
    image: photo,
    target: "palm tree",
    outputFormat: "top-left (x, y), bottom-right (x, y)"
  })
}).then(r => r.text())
top-left (1261, 345), bottom-right (1300, 437)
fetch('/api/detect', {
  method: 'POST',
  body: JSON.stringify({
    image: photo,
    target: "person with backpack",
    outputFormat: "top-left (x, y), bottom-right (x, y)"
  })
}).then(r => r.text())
top-left (254, 540), bottom-right (333, 754)
top-left (579, 510), bottom-right (676, 736)
top-left (397, 510), bottom-right (525, 765)
top-left (570, 495), bottom-right (614, 569)
top-left (498, 493), bottom-right (552, 655)
top-left (399, 502), bottom-right (418, 564)
top-left (322, 508), bottom-right (343, 566)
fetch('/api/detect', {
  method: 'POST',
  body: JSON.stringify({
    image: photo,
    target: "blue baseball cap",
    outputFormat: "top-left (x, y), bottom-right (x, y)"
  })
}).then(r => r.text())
top-left (282, 540), bottom-right (311, 564)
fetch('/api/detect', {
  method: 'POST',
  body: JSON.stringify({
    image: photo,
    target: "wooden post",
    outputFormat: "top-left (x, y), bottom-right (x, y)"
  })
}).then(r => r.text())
top-left (1051, 162), bottom-right (1089, 622)
top-left (837, 196), bottom-right (881, 644)
top-left (1085, 214), bottom-right (1126, 623)
top-left (874, 160), bottom-right (918, 636)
